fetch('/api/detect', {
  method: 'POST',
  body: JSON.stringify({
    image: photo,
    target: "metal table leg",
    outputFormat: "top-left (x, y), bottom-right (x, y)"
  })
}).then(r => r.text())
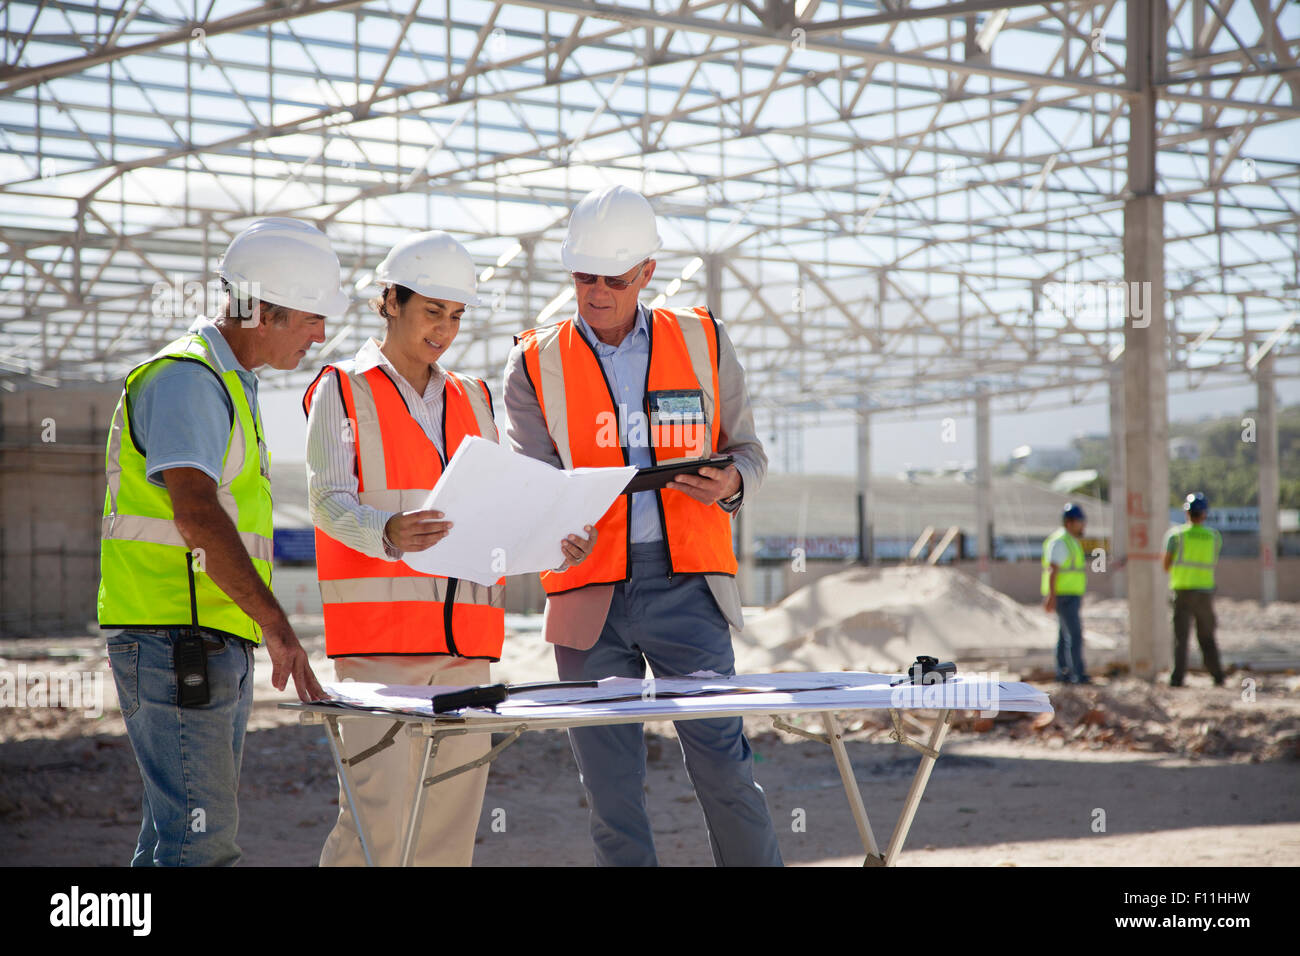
top-left (398, 730), bottom-right (441, 868)
top-left (822, 711), bottom-right (884, 863)
top-left (880, 708), bottom-right (953, 866)
top-left (397, 724), bottom-right (527, 867)
top-left (322, 714), bottom-right (375, 868)
top-left (773, 708), bottom-right (956, 867)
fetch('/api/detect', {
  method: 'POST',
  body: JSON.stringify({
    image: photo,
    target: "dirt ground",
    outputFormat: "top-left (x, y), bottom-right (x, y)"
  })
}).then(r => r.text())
top-left (3, 614), bottom-right (1298, 866)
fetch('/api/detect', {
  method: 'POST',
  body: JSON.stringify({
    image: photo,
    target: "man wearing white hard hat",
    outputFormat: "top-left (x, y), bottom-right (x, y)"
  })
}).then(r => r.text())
top-left (304, 231), bottom-right (596, 865)
top-left (505, 185), bottom-right (782, 866)
top-left (99, 217), bottom-right (342, 865)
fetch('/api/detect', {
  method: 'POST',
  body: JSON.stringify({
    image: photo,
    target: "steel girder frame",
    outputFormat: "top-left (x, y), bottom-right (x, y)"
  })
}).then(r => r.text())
top-left (0, 0), bottom-right (1296, 427)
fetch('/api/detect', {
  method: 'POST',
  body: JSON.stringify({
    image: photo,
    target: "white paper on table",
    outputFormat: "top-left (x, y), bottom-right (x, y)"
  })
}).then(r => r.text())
top-left (400, 436), bottom-right (635, 586)
top-left (320, 672), bottom-right (1054, 720)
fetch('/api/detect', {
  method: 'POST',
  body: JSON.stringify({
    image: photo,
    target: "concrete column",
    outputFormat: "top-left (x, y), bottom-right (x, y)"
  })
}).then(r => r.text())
top-left (1123, 0), bottom-right (1171, 680)
top-left (522, 239), bottom-right (534, 322)
top-left (706, 254), bottom-right (723, 321)
top-left (1257, 351), bottom-right (1279, 604)
top-left (856, 410), bottom-right (872, 564)
top-left (713, 253), bottom-right (755, 602)
top-left (1108, 362), bottom-right (1127, 599)
top-left (733, 494), bottom-right (757, 607)
top-left (1123, 197), bottom-right (1170, 680)
top-left (974, 392), bottom-right (992, 584)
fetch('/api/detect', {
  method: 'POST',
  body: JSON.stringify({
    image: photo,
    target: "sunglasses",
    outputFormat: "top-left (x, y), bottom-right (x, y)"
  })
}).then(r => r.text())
top-left (572, 261), bottom-right (647, 291)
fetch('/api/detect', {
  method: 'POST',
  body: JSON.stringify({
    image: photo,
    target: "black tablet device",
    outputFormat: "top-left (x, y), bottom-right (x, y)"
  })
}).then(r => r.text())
top-left (623, 455), bottom-right (735, 494)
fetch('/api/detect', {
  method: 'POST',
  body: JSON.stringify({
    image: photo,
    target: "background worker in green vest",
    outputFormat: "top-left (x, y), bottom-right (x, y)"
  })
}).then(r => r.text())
top-left (99, 218), bottom-right (343, 866)
top-left (1163, 492), bottom-right (1226, 688)
top-left (1042, 503), bottom-right (1091, 684)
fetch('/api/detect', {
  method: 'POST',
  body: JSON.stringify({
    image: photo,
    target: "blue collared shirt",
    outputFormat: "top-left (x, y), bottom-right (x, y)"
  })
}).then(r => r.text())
top-left (574, 304), bottom-right (662, 543)
top-left (131, 318), bottom-right (260, 487)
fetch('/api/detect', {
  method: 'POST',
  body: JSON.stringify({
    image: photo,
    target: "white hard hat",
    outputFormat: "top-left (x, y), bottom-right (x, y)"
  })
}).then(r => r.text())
top-left (374, 230), bottom-right (482, 307)
top-left (218, 217), bottom-right (349, 316)
top-left (561, 185), bottom-right (662, 275)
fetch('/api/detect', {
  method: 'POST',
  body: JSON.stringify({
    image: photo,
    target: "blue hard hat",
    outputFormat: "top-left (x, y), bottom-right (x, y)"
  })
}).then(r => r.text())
top-left (1063, 503), bottom-right (1086, 522)
top-left (1184, 492), bottom-right (1208, 515)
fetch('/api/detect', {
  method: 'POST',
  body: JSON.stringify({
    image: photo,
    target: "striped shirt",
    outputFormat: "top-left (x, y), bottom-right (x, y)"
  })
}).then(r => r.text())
top-left (305, 338), bottom-right (445, 561)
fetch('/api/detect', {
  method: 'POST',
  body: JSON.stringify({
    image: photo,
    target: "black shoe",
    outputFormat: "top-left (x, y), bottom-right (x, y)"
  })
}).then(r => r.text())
top-left (1170, 679), bottom-right (1183, 688)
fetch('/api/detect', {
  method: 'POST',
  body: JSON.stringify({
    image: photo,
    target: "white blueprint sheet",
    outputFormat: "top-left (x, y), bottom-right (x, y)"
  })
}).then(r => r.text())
top-left (400, 436), bottom-right (635, 586)
top-left (321, 671), bottom-right (1054, 721)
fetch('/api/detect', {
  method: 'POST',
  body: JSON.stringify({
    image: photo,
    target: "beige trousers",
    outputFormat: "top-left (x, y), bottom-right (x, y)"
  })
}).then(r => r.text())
top-left (319, 654), bottom-right (492, 867)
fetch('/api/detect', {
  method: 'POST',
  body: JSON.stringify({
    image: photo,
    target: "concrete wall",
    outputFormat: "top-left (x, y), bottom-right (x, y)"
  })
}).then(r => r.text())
top-left (1, 385), bottom-right (119, 637)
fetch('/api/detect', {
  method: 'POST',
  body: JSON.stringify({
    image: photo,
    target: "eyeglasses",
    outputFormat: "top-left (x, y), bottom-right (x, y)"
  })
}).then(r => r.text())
top-left (572, 261), bottom-right (647, 291)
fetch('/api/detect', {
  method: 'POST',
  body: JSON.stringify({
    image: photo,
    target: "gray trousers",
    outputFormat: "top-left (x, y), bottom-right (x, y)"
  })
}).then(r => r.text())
top-left (554, 542), bottom-right (783, 867)
top-left (1171, 590), bottom-right (1225, 685)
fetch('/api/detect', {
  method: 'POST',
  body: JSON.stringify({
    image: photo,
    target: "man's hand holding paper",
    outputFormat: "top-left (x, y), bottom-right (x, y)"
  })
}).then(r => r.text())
top-left (554, 524), bottom-right (598, 572)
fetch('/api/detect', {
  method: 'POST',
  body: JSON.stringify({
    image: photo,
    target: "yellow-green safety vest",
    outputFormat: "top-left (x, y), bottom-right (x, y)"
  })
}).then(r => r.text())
top-left (98, 331), bottom-right (273, 643)
top-left (1167, 523), bottom-right (1220, 591)
top-left (1041, 528), bottom-right (1086, 596)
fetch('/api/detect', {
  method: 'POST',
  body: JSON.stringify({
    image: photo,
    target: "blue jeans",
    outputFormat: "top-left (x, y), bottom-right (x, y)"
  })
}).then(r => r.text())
top-left (107, 628), bottom-right (255, 866)
top-left (1054, 595), bottom-right (1087, 682)
top-left (554, 543), bottom-right (783, 867)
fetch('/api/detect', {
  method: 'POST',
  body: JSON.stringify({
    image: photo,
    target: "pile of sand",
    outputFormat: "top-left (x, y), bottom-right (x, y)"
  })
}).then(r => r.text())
top-left (734, 564), bottom-right (1116, 673)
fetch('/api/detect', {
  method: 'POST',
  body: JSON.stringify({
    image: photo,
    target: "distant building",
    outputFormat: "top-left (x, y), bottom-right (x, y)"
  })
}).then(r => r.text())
top-left (1169, 436), bottom-right (1200, 460)
top-left (745, 472), bottom-right (1112, 561)
top-left (1050, 469), bottom-right (1100, 494)
top-left (1012, 446), bottom-right (1080, 472)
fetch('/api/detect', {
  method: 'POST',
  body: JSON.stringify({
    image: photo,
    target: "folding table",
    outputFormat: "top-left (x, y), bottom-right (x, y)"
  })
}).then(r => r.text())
top-left (282, 671), bottom-right (1052, 867)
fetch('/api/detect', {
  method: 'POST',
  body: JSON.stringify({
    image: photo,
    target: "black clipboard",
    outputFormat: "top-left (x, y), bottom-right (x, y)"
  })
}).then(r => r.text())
top-left (623, 455), bottom-right (734, 494)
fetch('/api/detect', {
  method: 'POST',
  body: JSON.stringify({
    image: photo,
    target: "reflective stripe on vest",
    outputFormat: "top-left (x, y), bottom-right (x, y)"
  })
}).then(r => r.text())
top-left (1169, 523), bottom-right (1219, 590)
top-left (1041, 528), bottom-right (1086, 596)
top-left (302, 363), bottom-right (505, 659)
top-left (516, 306), bottom-right (738, 595)
top-left (97, 332), bottom-right (273, 643)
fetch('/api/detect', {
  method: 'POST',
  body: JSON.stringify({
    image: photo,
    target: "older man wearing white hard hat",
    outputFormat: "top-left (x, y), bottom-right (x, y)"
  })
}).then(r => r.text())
top-left (505, 185), bottom-right (782, 866)
top-left (100, 217), bottom-right (345, 866)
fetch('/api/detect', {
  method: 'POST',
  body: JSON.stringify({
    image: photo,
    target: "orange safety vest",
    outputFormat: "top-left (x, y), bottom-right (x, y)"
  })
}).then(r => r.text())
top-left (516, 306), bottom-right (738, 595)
top-left (302, 363), bottom-right (505, 659)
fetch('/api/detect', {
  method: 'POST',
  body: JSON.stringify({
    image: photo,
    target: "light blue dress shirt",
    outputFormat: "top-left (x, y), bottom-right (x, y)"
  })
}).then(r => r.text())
top-left (574, 304), bottom-right (662, 544)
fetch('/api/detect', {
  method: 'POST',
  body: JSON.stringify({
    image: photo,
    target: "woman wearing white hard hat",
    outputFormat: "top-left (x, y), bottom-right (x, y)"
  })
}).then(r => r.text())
top-left (303, 230), bottom-right (593, 866)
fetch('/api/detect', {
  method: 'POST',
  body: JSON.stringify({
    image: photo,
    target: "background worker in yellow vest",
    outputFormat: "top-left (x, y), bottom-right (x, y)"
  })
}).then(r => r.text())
top-left (504, 185), bottom-right (783, 866)
top-left (1042, 503), bottom-right (1091, 684)
top-left (304, 231), bottom-right (596, 866)
top-left (1163, 492), bottom-right (1226, 687)
top-left (99, 218), bottom-right (342, 866)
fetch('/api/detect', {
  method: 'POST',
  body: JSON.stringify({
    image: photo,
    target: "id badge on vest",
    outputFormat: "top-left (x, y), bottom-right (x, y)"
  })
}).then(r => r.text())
top-left (647, 389), bottom-right (707, 460)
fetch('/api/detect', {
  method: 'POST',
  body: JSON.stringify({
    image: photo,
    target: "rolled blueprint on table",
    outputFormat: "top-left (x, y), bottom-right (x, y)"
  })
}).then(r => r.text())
top-left (401, 436), bottom-right (636, 586)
